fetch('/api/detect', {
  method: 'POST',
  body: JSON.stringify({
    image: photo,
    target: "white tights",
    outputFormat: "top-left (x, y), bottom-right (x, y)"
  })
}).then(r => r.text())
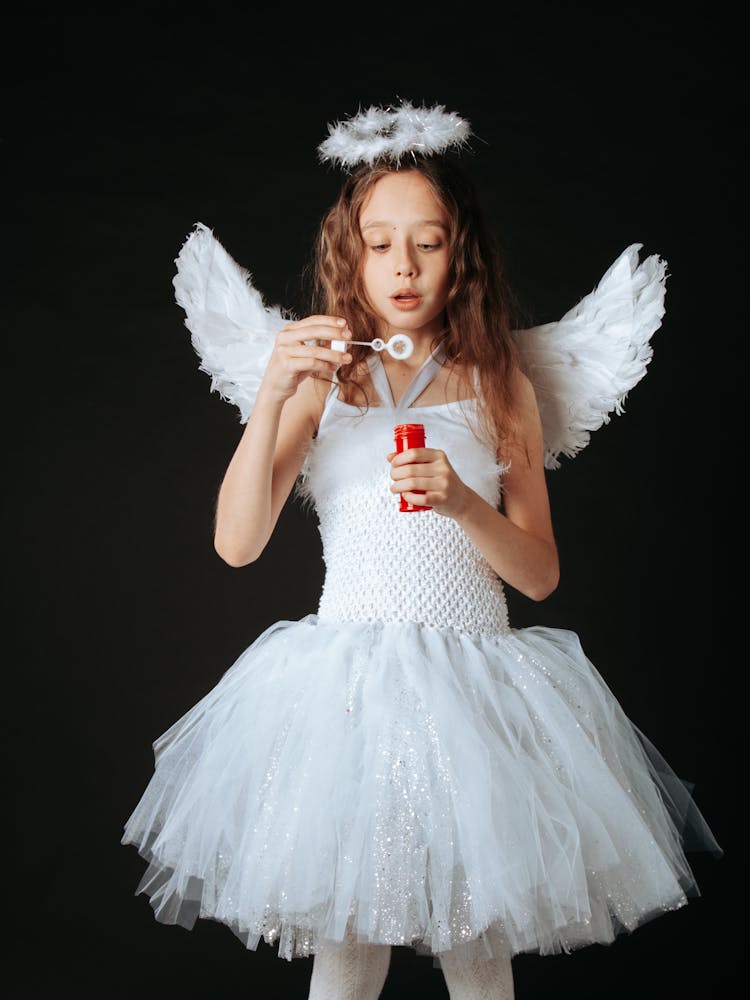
top-left (307, 931), bottom-right (515, 1000)
top-left (307, 933), bottom-right (391, 1000)
top-left (438, 942), bottom-right (515, 1000)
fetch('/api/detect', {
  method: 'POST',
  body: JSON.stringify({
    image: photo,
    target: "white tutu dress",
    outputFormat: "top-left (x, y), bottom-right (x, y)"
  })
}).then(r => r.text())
top-left (121, 226), bottom-right (722, 965)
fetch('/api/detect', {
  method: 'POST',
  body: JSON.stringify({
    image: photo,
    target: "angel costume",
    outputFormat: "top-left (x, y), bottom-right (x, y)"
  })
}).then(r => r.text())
top-left (121, 224), bottom-right (721, 966)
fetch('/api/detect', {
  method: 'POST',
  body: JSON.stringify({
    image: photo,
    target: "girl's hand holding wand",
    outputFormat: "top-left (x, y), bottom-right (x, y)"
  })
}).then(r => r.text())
top-left (387, 448), bottom-right (471, 520)
top-left (260, 316), bottom-right (353, 404)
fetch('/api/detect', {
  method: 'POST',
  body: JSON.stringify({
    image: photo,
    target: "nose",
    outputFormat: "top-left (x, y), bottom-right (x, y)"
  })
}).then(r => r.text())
top-left (394, 253), bottom-right (417, 278)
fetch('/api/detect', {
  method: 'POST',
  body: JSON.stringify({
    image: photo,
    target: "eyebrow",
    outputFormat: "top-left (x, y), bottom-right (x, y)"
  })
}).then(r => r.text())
top-left (361, 218), bottom-right (449, 231)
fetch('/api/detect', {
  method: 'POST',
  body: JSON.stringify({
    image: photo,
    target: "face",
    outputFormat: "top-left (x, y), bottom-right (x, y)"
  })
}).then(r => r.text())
top-left (358, 170), bottom-right (451, 341)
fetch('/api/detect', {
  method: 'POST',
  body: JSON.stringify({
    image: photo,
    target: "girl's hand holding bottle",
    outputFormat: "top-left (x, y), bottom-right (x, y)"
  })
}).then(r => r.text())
top-left (260, 316), bottom-right (353, 404)
top-left (387, 447), bottom-right (472, 520)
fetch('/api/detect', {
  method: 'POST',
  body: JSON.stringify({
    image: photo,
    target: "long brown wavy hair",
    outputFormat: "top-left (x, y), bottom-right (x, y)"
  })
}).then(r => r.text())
top-left (308, 155), bottom-right (525, 457)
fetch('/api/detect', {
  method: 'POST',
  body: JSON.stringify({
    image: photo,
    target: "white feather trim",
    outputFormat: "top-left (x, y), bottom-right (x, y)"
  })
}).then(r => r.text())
top-left (514, 244), bottom-right (668, 469)
top-left (172, 222), bottom-right (290, 423)
top-left (318, 101), bottom-right (472, 168)
top-left (294, 403), bottom-right (508, 513)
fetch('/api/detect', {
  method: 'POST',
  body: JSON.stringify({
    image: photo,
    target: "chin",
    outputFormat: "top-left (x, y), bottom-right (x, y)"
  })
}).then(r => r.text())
top-left (384, 308), bottom-right (432, 328)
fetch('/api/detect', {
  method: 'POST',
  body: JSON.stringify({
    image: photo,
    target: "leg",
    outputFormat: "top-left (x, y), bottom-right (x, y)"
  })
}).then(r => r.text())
top-left (308, 929), bottom-right (392, 1000)
top-left (438, 941), bottom-right (515, 1000)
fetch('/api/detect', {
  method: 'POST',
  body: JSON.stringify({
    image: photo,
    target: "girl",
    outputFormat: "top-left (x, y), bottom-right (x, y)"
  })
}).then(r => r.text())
top-left (122, 102), bottom-right (721, 1000)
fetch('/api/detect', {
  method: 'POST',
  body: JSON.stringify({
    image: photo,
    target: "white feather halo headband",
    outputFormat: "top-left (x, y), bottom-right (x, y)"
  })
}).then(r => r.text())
top-left (317, 100), bottom-right (472, 169)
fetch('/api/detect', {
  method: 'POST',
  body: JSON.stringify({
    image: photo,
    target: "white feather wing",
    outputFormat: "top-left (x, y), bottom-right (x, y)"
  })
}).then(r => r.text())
top-left (173, 228), bottom-right (666, 465)
top-left (515, 244), bottom-right (668, 469)
top-left (173, 222), bottom-right (290, 423)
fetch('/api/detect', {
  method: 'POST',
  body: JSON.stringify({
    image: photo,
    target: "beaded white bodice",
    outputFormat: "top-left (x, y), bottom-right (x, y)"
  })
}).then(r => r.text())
top-left (296, 344), bottom-right (511, 636)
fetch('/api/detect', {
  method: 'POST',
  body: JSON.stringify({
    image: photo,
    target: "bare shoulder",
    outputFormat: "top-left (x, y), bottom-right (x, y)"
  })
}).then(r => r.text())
top-left (510, 366), bottom-right (537, 409)
top-left (499, 366), bottom-right (544, 468)
top-left (510, 366), bottom-right (542, 431)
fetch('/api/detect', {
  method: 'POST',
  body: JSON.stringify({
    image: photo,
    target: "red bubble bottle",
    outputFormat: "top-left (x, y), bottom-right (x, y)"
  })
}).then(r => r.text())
top-left (393, 423), bottom-right (432, 512)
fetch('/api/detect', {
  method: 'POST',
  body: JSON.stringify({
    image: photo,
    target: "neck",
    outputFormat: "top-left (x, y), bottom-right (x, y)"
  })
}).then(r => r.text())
top-left (382, 339), bottom-right (445, 375)
top-left (382, 328), bottom-right (444, 370)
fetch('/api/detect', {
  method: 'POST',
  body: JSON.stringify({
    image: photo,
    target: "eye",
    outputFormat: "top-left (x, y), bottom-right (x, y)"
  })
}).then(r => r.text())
top-left (369, 244), bottom-right (390, 252)
top-left (417, 243), bottom-right (441, 250)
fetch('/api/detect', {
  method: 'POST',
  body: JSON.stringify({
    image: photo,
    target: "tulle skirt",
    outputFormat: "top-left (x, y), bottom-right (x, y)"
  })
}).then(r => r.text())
top-left (122, 615), bottom-right (721, 963)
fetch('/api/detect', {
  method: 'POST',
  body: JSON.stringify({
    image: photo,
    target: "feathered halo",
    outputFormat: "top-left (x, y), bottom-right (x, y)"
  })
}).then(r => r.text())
top-left (317, 100), bottom-right (472, 169)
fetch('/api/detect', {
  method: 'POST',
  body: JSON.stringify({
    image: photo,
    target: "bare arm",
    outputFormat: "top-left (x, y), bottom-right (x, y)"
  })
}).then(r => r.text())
top-left (455, 372), bottom-right (559, 600)
top-left (213, 317), bottom-right (351, 567)
top-left (388, 370), bottom-right (559, 601)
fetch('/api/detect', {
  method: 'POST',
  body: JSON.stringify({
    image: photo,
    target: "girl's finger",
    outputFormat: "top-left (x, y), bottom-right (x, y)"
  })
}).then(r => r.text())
top-left (285, 315), bottom-right (348, 329)
top-left (390, 461), bottom-right (436, 480)
top-left (389, 447), bottom-right (431, 465)
top-left (286, 344), bottom-right (352, 365)
top-left (279, 326), bottom-right (349, 345)
top-left (397, 489), bottom-right (434, 506)
top-left (279, 317), bottom-right (350, 341)
top-left (287, 356), bottom-right (346, 374)
top-left (280, 329), bottom-right (353, 353)
top-left (390, 476), bottom-right (435, 493)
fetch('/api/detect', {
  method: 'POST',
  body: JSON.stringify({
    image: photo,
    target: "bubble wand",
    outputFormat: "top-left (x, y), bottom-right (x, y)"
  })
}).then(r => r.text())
top-left (329, 333), bottom-right (414, 360)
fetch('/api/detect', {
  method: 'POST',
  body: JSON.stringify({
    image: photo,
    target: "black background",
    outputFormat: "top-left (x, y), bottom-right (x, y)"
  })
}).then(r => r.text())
top-left (8, 7), bottom-right (738, 998)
